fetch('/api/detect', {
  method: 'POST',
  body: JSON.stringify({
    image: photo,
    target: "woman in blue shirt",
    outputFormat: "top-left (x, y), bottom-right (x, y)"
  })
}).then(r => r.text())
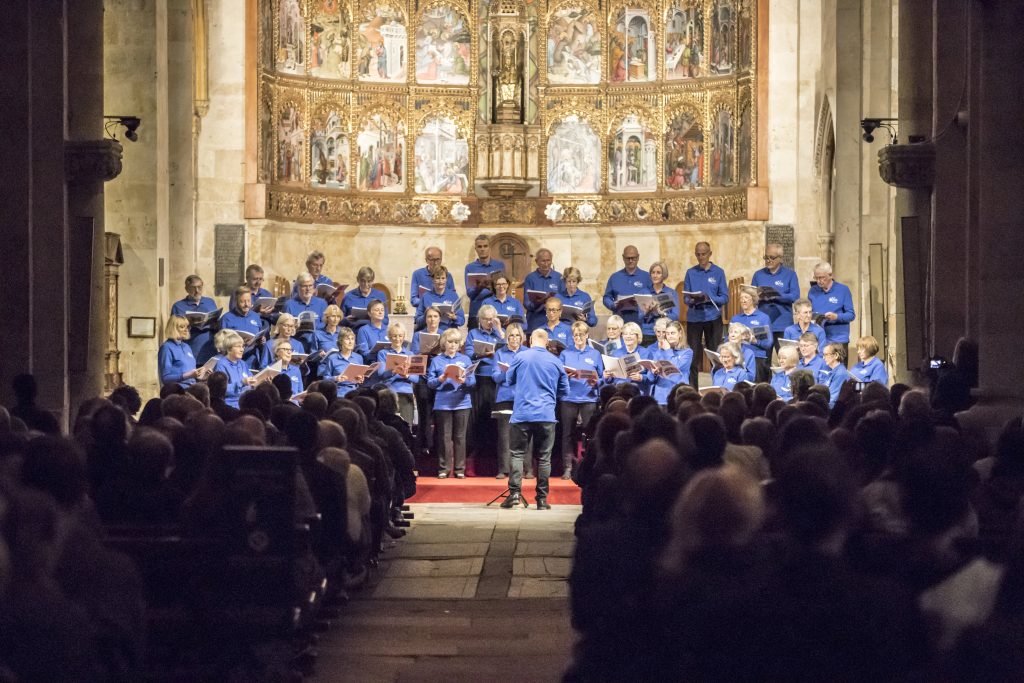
top-left (770, 346), bottom-right (800, 401)
top-left (158, 316), bottom-right (209, 387)
top-left (492, 323), bottom-right (528, 479)
top-left (818, 343), bottom-right (852, 407)
top-left (851, 335), bottom-right (889, 386)
top-left (262, 313), bottom-right (306, 368)
top-left (711, 342), bottom-right (749, 390)
top-left (320, 327), bottom-right (365, 397)
top-left (213, 329), bottom-right (255, 408)
top-left (412, 306), bottom-right (444, 459)
top-left (482, 273), bottom-right (526, 327)
top-left (796, 331), bottom-right (826, 376)
top-left (427, 328), bottom-right (476, 478)
top-left (604, 322), bottom-right (647, 386)
top-left (559, 321), bottom-right (604, 479)
top-left (647, 321), bottom-right (693, 406)
top-left (271, 338), bottom-right (304, 397)
top-left (600, 315), bottom-right (625, 354)
top-left (375, 321), bottom-right (418, 424)
top-left (417, 266), bottom-right (464, 331)
top-left (727, 322), bottom-right (758, 383)
top-left (341, 265), bottom-right (389, 329)
top-left (784, 298), bottom-right (828, 353)
top-left (640, 260), bottom-right (680, 345)
top-left (557, 266), bottom-right (598, 327)
top-left (312, 304), bottom-right (343, 353)
top-left (732, 287), bottom-right (774, 381)
top-left (355, 298), bottom-right (389, 356)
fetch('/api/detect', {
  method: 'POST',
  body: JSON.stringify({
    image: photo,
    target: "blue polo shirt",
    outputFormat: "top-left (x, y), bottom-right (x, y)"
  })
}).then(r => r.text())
top-left (283, 295), bottom-right (328, 349)
top-left (375, 346), bottom-right (419, 395)
top-left (291, 273), bottom-right (334, 297)
top-left (752, 265), bottom-right (800, 332)
top-left (731, 310), bottom-right (774, 358)
top-left (712, 366), bottom-right (748, 390)
top-left (171, 296), bottom-right (219, 364)
top-left (639, 285), bottom-right (680, 338)
top-left (784, 323), bottom-right (828, 353)
top-left (417, 290), bottom-right (465, 330)
top-left (492, 346), bottom-right (524, 403)
top-left (281, 365), bottom-right (303, 396)
top-left (465, 258), bottom-right (506, 318)
top-left (410, 266), bottom-right (454, 309)
top-left (482, 295), bottom-right (527, 325)
top-left (817, 362), bottom-right (852, 407)
top-left (798, 354), bottom-right (826, 376)
top-left (311, 326), bottom-right (340, 354)
top-left (340, 288), bottom-right (389, 330)
top-left (683, 263), bottom-right (729, 323)
top-left (467, 327), bottom-right (505, 375)
top-left (355, 322), bottom-right (388, 357)
top-left (771, 370), bottom-right (794, 401)
top-left (507, 346), bottom-right (569, 423)
top-left (602, 267), bottom-right (654, 327)
top-left (808, 281), bottom-right (856, 343)
top-left (427, 352), bottom-right (476, 410)
top-left (523, 270), bottom-right (563, 332)
top-left (219, 309), bottom-right (268, 368)
top-left (320, 350), bottom-right (365, 397)
top-left (213, 356), bottom-right (252, 408)
top-left (556, 290), bottom-right (598, 327)
top-left (540, 321), bottom-right (572, 350)
top-left (646, 346), bottom-right (693, 405)
top-left (559, 344), bottom-right (605, 403)
top-left (158, 339), bottom-right (197, 387)
top-left (851, 357), bottom-right (888, 386)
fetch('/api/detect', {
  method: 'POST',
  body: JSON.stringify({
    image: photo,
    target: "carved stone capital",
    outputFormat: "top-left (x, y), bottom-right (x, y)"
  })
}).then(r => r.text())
top-left (65, 139), bottom-right (124, 183)
top-left (877, 143), bottom-right (935, 189)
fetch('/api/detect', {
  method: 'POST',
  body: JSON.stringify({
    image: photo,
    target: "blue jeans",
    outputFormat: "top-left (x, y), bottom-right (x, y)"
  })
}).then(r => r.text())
top-left (509, 421), bottom-right (556, 499)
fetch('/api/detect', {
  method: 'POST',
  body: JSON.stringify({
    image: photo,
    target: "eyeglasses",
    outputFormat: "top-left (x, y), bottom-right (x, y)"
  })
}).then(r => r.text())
top-left (763, 255), bottom-right (781, 261)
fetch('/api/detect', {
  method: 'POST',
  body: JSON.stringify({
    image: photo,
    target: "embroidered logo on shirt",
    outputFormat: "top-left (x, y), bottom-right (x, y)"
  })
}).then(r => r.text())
top-left (828, 296), bottom-right (839, 304)
top-left (186, 351), bottom-right (194, 358)
top-left (708, 277), bottom-right (717, 284)
top-left (775, 280), bottom-right (784, 287)
top-left (633, 281), bottom-right (643, 287)
top-left (585, 358), bottom-right (595, 365)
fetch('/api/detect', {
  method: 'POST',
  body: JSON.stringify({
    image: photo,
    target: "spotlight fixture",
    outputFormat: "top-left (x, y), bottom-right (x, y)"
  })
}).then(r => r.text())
top-left (103, 115), bottom-right (142, 142)
top-left (860, 117), bottom-right (898, 145)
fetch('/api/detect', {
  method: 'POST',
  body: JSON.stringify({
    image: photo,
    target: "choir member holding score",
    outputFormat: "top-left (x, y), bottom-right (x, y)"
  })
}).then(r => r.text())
top-left (599, 315), bottom-right (625, 354)
top-left (492, 323), bottom-right (531, 479)
top-left (218, 285), bottom-right (267, 369)
top-left (559, 321), bottom-right (604, 479)
top-left (313, 305), bottom-right (343, 354)
top-left (355, 299), bottom-right (389, 357)
top-left (212, 330), bottom-right (255, 408)
top-left (320, 327), bottom-right (365, 397)
top-left (817, 343), bottom-right (852, 408)
top-left (711, 342), bottom-right (748, 390)
top-left (751, 243), bottom-right (801, 348)
top-left (683, 242), bottom-right (729, 388)
top-left (771, 346), bottom-right (800, 401)
top-left (539, 299), bottom-right (572, 351)
top-left (417, 266), bottom-right (464, 331)
top-left (557, 267), bottom-right (598, 327)
top-left (375, 321), bottom-right (418, 425)
top-left (170, 274), bottom-right (220, 364)
top-left (808, 261), bottom-right (857, 355)
top-left (293, 250), bottom-right (334, 294)
top-left (427, 328), bottom-right (476, 479)
top-left (640, 260), bottom-right (679, 345)
top-left (646, 320), bottom-right (692, 406)
top-left (412, 306), bottom-right (444, 458)
top-left (284, 272), bottom-right (328, 351)
top-left (465, 234), bottom-right (506, 330)
top-left (604, 322), bottom-right (647, 386)
top-left (523, 249), bottom-right (562, 332)
top-left (245, 264), bottom-right (274, 304)
top-left (410, 247), bottom-right (454, 310)
top-left (273, 339), bottom-right (304, 397)
top-left (731, 287), bottom-right (774, 382)
top-left (726, 322), bottom-right (758, 383)
top-left (263, 313), bottom-right (306, 368)
top-left (602, 245), bottom-right (653, 331)
top-left (341, 266), bottom-right (389, 330)
top-left (482, 273), bottom-right (526, 326)
top-left (467, 305), bottom-right (506, 462)
top-left (158, 316), bottom-right (208, 387)
top-left (850, 335), bottom-right (889, 385)
top-left (784, 298), bottom-right (828, 352)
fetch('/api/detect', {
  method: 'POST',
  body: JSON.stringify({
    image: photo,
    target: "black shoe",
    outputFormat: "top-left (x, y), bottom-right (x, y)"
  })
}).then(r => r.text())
top-left (536, 498), bottom-right (551, 510)
top-left (500, 493), bottom-right (521, 509)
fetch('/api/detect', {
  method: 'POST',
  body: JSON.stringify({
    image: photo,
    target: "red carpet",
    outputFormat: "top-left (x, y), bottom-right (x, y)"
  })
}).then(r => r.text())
top-left (407, 477), bottom-right (582, 505)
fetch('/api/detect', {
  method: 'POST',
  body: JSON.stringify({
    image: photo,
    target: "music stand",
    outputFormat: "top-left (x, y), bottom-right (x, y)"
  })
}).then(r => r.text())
top-left (487, 487), bottom-right (530, 508)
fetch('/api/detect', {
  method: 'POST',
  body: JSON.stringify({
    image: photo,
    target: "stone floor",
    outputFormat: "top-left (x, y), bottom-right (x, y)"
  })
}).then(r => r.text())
top-left (314, 502), bottom-right (581, 682)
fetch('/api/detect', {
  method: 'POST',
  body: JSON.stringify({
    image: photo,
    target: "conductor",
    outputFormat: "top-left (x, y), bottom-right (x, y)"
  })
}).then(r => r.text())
top-left (502, 329), bottom-right (569, 510)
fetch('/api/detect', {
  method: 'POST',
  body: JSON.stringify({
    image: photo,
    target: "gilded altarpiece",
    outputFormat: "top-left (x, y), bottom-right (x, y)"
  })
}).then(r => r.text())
top-left (253, 0), bottom-right (763, 226)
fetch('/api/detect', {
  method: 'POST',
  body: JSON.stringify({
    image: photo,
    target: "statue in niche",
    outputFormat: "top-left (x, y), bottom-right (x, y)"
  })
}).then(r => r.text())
top-left (493, 29), bottom-right (522, 123)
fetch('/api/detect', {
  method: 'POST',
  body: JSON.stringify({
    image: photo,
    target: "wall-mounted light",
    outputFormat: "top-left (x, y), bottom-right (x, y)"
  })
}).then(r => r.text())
top-left (104, 115), bottom-right (142, 142)
top-left (860, 117), bottom-right (899, 144)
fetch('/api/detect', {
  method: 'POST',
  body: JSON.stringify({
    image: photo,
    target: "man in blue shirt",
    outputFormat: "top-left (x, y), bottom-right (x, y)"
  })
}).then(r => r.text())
top-left (503, 329), bottom-right (569, 510)
top-left (682, 241), bottom-right (729, 388)
top-left (245, 264), bottom-right (275, 309)
top-left (284, 272), bottom-right (328, 350)
top-left (751, 243), bottom-right (800, 350)
top-left (602, 244), bottom-right (653, 329)
top-left (523, 248), bottom-right (562, 332)
top-left (807, 261), bottom-right (856, 358)
top-left (410, 246), bottom-right (454, 310)
top-left (170, 274), bottom-right (219, 364)
top-left (341, 265), bottom-right (389, 330)
top-left (465, 234), bottom-right (506, 330)
top-left (219, 285), bottom-right (269, 369)
top-left (291, 250), bottom-right (334, 296)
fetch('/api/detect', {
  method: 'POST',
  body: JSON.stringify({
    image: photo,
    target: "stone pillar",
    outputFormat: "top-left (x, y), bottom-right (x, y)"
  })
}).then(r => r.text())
top-left (891, 0), bottom-right (934, 376)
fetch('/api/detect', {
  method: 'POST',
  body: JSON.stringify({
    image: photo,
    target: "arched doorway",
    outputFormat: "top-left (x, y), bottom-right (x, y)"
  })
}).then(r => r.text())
top-left (489, 232), bottom-right (532, 288)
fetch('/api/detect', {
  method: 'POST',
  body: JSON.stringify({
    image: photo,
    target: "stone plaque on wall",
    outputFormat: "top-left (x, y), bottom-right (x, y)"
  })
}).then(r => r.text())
top-left (214, 224), bottom-right (245, 296)
top-left (765, 224), bottom-right (795, 269)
